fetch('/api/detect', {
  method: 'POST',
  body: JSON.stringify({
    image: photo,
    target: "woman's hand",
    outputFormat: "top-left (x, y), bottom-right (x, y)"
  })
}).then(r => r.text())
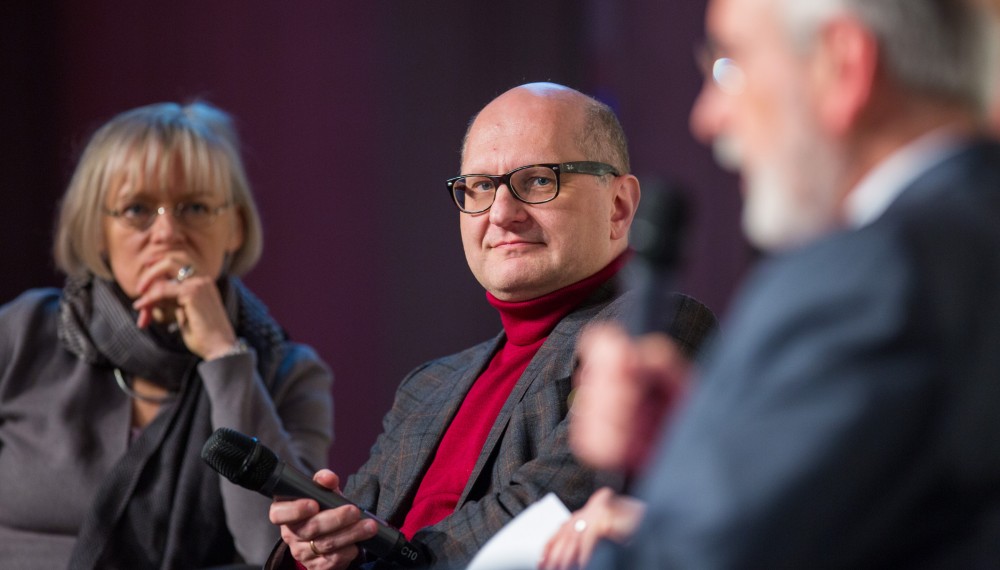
top-left (269, 470), bottom-right (380, 570)
top-left (131, 256), bottom-right (237, 360)
top-left (539, 488), bottom-right (646, 570)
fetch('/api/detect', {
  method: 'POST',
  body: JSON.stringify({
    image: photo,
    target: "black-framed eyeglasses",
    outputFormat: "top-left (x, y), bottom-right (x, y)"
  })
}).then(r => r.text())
top-left (104, 201), bottom-right (233, 231)
top-left (446, 161), bottom-right (620, 214)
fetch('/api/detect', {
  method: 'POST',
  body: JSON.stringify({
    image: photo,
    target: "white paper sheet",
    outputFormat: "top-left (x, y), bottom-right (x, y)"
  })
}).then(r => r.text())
top-left (466, 493), bottom-right (571, 570)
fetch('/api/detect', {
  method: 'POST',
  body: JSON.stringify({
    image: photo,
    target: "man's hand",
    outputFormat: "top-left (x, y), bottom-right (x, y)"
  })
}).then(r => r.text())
top-left (268, 470), bottom-right (380, 570)
top-left (570, 323), bottom-right (692, 473)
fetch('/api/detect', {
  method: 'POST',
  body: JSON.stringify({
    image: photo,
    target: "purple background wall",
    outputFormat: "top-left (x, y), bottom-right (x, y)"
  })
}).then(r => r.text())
top-left (1, 1), bottom-right (752, 475)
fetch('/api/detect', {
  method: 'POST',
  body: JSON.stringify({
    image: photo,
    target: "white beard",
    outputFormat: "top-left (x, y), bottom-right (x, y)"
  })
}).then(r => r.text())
top-left (715, 118), bottom-right (844, 253)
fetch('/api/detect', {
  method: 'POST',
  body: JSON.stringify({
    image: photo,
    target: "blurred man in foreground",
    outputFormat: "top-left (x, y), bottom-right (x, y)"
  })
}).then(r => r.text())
top-left (559, 0), bottom-right (1000, 567)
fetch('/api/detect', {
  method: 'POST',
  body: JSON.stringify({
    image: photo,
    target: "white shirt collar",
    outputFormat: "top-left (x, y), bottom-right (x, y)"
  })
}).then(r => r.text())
top-left (844, 129), bottom-right (966, 228)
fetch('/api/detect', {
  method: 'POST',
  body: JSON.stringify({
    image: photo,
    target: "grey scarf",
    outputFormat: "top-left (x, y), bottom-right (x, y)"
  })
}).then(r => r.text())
top-left (58, 275), bottom-right (286, 569)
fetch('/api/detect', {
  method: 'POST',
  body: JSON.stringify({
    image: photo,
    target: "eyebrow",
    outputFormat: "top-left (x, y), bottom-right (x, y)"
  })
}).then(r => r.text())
top-left (114, 187), bottom-right (217, 201)
top-left (118, 186), bottom-right (215, 198)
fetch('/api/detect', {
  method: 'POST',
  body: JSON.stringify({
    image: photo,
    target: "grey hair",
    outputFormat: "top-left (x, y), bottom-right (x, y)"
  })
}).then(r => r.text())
top-left (54, 101), bottom-right (264, 279)
top-left (778, 0), bottom-right (996, 114)
top-left (578, 97), bottom-right (631, 175)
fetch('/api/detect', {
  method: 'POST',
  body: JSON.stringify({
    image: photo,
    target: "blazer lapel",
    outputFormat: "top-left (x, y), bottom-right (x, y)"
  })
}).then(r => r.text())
top-left (457, 289), bottom-right (617, 504)
top-left (386, 333), bottom-right (503, 518)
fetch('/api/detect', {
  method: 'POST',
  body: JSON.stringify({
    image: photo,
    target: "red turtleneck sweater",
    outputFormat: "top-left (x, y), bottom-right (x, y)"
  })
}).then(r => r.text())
top-left (398, 253), bottom-right (628, 539)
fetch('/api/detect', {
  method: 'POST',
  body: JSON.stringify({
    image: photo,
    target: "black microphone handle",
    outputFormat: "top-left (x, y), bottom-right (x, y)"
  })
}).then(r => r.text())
top-left (623, 255), bottom-right (679, 336)
top-left (624, 178), bottom-right (688, 336)
top-left (265, 461), bottom-right (426, 567)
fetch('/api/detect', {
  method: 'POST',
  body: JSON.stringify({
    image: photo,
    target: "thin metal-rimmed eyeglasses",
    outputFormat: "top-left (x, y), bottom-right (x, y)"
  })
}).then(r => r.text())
top-left (695, 42), bottom-right (746, 96)
top-left (104, 201), bottom-right (233, 231)
top-left (447, 161), bottom-right (620, 214)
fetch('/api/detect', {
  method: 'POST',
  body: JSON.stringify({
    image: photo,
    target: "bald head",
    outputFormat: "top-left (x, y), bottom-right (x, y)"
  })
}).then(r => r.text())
top-left (461, 83), bottom-right (630, 175)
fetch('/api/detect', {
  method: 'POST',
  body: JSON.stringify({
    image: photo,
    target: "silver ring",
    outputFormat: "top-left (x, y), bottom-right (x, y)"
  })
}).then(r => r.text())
top-left (175, 265), bottom-right (195, 282)
top-left (574, 519), bottom-right (587, 533)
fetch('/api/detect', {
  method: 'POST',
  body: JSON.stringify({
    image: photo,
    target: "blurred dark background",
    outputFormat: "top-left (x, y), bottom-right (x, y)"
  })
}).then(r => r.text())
top-left (1, 0), bottom-right (752, 475)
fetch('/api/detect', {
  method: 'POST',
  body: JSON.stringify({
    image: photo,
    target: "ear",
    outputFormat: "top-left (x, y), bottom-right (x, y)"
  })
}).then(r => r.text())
top-left (610, 174), bottom-right (641, 241)
top-left (811, 16), bottom-right (879, 135)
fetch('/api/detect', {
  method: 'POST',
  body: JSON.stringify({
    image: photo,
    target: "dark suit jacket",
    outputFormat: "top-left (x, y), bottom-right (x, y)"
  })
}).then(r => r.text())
top-left (594, 141), bottom-right (1000, 569)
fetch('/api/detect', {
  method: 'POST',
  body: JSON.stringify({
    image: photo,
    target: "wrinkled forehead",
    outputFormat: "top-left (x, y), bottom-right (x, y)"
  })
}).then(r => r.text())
top-left (103, 133), bottom-right (232, 203)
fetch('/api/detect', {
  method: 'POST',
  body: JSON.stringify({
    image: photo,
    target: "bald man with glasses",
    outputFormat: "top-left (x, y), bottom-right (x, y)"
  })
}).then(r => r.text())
top-left (265, 83), bottom-right (716, 569)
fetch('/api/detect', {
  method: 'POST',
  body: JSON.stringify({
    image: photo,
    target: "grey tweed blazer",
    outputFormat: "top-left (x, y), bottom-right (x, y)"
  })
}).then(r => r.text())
top-left (343, 279), bottom-right (716, 568)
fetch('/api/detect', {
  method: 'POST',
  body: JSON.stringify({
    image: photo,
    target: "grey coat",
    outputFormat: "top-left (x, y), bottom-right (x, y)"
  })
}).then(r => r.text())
top-left (0, 288), bottom-right (333, 568)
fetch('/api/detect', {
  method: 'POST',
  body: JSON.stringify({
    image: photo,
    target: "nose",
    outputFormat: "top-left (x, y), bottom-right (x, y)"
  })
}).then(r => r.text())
top-left (149, 206), bottom-right (183, 240)
top-left (689, 80), bottom-right (729, 145)
top-left (488, 183), bottom-right (528, 227)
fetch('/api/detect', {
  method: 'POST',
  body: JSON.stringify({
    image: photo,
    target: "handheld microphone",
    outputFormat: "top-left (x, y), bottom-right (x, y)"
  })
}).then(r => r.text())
top-left (622, 178), bottom-right (718, 364)
top-left (623, 178), bottom-right (688, 336)
top-left (201, 427), bottom-right (427, 567)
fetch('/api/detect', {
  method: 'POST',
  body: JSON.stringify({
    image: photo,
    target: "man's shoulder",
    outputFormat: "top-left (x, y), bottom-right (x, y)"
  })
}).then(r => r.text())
top-left (829, 139), bottom-right (1000, 285)
top-left (432, 336), bottom-right (499, 368)
top-left (401, 288), bottom-right (630, 382)
top-left (584, 281), bottom-right (718, 360)
top-left (751, 142), bottom-right (999, 295)
top-left (725, 228), bottom-right (908, 350)
top-left (879, 138), bottom-right (1000, 241)
top-left (730, 146), bottom-right (1000, 342)
top-left (400, 335), bottom-right (500, 386)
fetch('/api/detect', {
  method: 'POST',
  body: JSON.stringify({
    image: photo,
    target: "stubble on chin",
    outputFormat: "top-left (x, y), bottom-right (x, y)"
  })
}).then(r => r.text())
top-left (482, 254), bottom-right (552, 300)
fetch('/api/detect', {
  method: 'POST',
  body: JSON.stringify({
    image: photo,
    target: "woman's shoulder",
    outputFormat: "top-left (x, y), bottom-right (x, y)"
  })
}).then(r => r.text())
top-left (274, 340), bottom-right (329, 372)
top-left (0, 288), bottom-right (63, 360)
top-left (0, 287), bottom-right (62, 324)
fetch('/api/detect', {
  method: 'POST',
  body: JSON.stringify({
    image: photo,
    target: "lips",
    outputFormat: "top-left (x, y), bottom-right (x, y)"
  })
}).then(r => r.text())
top-left (490, 240), bottom-right (541, 249)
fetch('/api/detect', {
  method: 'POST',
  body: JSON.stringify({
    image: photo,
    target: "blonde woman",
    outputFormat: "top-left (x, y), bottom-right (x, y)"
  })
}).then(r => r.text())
top-left (0, 102), bottom-right (332, 569)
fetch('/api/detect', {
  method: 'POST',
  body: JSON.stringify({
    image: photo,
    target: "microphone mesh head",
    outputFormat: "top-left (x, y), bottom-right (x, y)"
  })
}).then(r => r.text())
top-left (201, 427), bottom-right (279, 491)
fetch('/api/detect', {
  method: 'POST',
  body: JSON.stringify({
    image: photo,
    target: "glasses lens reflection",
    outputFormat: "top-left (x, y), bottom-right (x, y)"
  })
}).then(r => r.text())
top-left (712, 57), bottom-right (745, 95)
